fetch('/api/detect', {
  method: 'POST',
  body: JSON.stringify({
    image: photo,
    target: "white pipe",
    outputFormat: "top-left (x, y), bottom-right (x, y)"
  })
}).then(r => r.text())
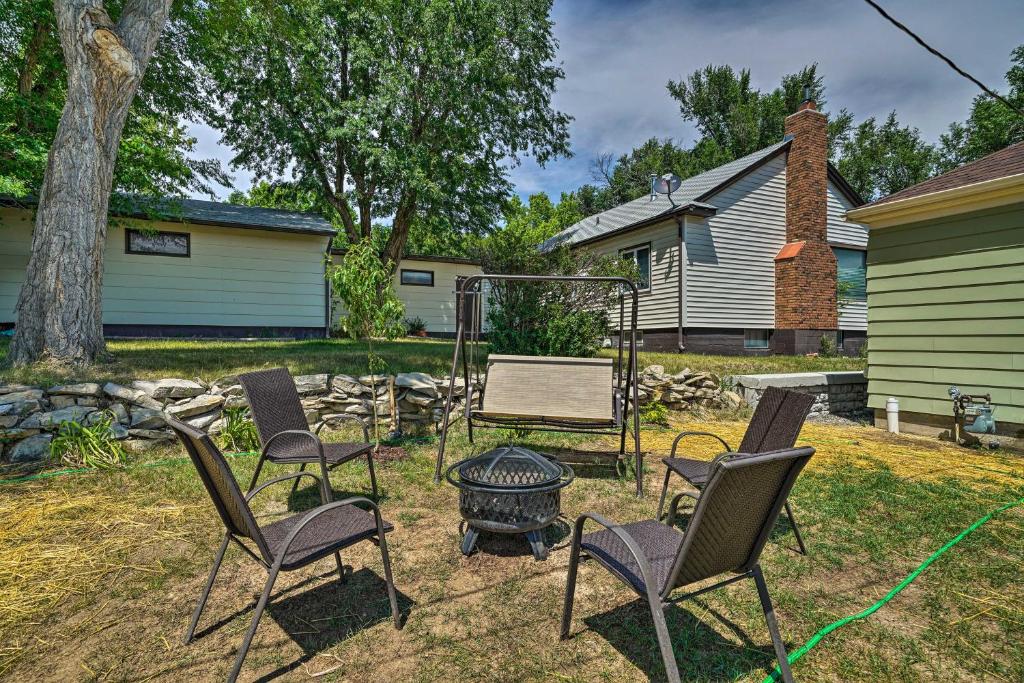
top-left (886, 397), bottom-right (900, 434)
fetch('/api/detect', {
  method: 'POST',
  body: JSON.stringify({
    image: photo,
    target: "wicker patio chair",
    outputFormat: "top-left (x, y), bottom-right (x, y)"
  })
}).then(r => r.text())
top-left (656, 386), bottom-right (815, 554)
top-left (561, 446), bottom-right (815, 683)
top-left (238, 367), bottom-right (377, 500)
top-left (169, 418), bottom-right (401, 683)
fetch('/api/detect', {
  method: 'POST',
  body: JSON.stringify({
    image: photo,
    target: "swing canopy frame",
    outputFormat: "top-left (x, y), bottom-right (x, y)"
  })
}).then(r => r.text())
top-left (433, 274), bottom-right (645, 496)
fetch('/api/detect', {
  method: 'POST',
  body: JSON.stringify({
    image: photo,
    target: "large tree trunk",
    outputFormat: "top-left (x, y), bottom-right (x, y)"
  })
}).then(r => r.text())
top-left (9, 0), bottom-right (171, 367)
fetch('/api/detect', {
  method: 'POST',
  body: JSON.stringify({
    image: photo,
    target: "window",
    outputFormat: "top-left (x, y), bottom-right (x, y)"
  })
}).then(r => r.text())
top-left (834, 248), bottom-right (867, 302)
top-left (605, 331), bottom-right (644, 348)
top-left (744, 329), bottom-right (771, 349)
top-left (125, 228), bottom-right (189, 257)
top-left (400, 269), bottom-right (434, 287)
top-left (620, 243), bottom-right (651, 291)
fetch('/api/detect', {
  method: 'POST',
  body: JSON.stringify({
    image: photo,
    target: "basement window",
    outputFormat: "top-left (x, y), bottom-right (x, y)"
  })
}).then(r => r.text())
top-left (400, 269), bottom-right (434, 287)
top-left (125, 228), bottom-right (190, 257)
top-left (744, 329), bottom-right (771, 349)
top-left (620, 243), bottom-right (651, 291)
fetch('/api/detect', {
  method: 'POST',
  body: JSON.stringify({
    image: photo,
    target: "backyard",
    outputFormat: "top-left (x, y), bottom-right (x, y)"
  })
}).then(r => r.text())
top-left (1, 405), bottom-right (1022, 681)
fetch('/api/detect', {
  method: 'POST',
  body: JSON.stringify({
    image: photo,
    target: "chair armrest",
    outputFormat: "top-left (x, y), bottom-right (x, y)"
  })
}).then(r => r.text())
top-left (572, 512), bottom-right (659, 597)
top-left (315, 414), bottom-right (370, 443)
top-left (245, 471), bottom-right (323, 502)
top-left (666, 490), bottom-right (700, 527)
top-left (275, 496), bottom-right (388, 562)
top-left (669, 431), bottom-right (732, 457)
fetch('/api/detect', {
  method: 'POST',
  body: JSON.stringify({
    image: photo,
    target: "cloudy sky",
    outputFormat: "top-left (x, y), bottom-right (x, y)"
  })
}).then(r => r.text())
top-left (189, 0), bottom-right (1023, 203)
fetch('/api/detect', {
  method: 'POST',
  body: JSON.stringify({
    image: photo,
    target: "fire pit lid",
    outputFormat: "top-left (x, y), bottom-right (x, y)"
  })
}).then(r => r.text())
top-left (456, 445), bottom-right (563, 489)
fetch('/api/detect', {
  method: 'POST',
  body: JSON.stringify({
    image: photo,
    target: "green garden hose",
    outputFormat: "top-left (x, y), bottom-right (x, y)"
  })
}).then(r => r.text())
top-left (764, 495), bottom-right (1024, 682)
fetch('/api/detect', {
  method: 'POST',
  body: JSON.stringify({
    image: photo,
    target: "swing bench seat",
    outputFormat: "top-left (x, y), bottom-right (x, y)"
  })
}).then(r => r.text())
top-left (474, 355), bottom-right (620, 427)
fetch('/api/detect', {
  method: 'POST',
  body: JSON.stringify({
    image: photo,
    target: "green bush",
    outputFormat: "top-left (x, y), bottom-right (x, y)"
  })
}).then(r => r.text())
top-left (220, 406), bottom-right (260, 452)
top-left (50, 411), bottom-right (127, 469)
top-left (639, 401), bottom-right (669, 426)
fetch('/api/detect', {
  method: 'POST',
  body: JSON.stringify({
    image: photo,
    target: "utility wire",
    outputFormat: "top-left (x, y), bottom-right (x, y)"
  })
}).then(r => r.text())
top-left (863, 0), bottom-right (1024, 118)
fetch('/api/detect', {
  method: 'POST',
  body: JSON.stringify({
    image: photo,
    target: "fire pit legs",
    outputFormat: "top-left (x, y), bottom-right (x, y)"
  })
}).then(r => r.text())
top-left (460, 525), bottom-right (550, 561)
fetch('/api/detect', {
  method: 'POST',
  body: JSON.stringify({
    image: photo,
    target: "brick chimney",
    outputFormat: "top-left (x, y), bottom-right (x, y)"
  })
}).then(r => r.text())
top-left (773, 95), bottom-right (838, 353)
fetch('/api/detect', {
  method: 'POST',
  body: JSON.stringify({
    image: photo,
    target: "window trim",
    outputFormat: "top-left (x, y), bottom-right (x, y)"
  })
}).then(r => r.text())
top-left (619, 242), bottom-right (652, 293)
top-left (400, 268), bottom-right (434, 287)
top-left (833, 246), bottom-right (867, 303)
top-left (124, 228), bottom-right (191, 258)
top-left (744, 328), bottom-right (771, 349)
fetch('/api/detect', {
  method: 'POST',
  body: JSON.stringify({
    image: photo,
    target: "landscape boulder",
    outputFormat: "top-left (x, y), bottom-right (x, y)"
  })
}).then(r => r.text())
top-left (165, 394), bottom-right (224, 419)
top-left (10, 434), bottom-right (52, 463)
top-left (47, 382), bottom-right (103, 398)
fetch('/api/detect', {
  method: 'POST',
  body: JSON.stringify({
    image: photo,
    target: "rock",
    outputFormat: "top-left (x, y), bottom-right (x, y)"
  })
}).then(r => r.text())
top-left (395, 372), bottom-right (437, 396)
top-left (108, 403), bottom-right (130, 424)
top-left (224, 394), bottom-right (248, 410)
top-left (672, 369), bottom-right (693, 381)
top-left (128, 428), bottom-right (174, 441)
top-left (20, 406), bottom-right (95, 430)
top-left (1, 400), bottom-right (42, 417)
top-left (185, 410), bottom-right (221, 430)
top-left (207, 418), bottom-right (226, 436)
top-left (132, 380), bottom-right (159, 396)
top-left (76, 397), bottom-right (101, 407)
top-left (211, 374), bottom-right (239, 389)
top-left (0, 389), bottom-right (45, 405)
top-left (150, 378), bottom-right (206, 399)
top-left (10, 434), bottom-right (52, 462)
top-left (103, 382), bottom-right (163, 410)
top-left (304, 409), bottom-right (319, 425)
top-left (47, 382), bottom-right (103, 397)
top-left (0, 415), bottom-right (19, 429)
top-left (404, 391), bottom-right (435, 407)
top-left (124, 439), bottom-right (162, 453)
top-left (49, 395), bottom-right (78, 410)
top-left (721, 390), bottom-right (743, 407)
top-left (216, 384), bottom-right (245, 397)
top-left (344, 401), bottom-right (371, 415)
top-left (437, 376), bottom-right (466, 397)
top-left (1, 428), bottom-right (40, 443)
top-left (110, 423), bottom-right (129, 440)
top-left (0, 384), bottom-right (33, 395)
top-left (331, 374), bottom-right (366, 395)
top-left (645, 365), bottom-right (665, 375)
top-left (165, 394), bottom-right (224, 419)
top-left (130, 408), bottom-right (166, 429)
top-left (358, 374), bottom-right (388, 387)
top-left (294, 374), bottom-right (329, 395)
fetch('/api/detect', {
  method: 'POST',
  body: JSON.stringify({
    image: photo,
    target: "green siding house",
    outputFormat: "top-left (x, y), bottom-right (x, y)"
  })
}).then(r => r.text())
top-left (848, 141), bottom-right (1024, 448)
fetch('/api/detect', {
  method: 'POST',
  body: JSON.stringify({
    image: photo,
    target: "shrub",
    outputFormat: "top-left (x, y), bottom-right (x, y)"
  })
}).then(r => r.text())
top-left (220, 407), bottom-right (260, 452)
top-left (405, 316), bottom-right (427, 336)
top-left (639, 401), bottom-right (669, 426)
top-left (819, 334), bottom-right (840, 358)
top-left (50, 411), bottom-right (127, 469)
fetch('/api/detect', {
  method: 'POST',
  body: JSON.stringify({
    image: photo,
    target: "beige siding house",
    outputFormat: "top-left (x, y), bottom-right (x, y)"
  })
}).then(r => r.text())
top-left (848, 141), bottom-right (1024, 448)
top-left (1, 198), bottom-right (335, 337)
top-left (543, 98), bottom-right (868, 355)
top-left (330, 253), bottom-right (484, 336)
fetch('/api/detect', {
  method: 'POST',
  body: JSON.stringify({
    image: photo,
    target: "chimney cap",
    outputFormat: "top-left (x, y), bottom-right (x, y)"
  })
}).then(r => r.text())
top-left (797, 85), bottom-right (817, 112)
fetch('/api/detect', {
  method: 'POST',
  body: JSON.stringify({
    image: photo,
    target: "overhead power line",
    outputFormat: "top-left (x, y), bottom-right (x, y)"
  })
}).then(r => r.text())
top-left (862, 0), bottom-right (1024, 118)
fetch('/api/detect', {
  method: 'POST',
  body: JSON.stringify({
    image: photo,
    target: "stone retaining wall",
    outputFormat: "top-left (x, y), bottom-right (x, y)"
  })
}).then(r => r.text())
top-left (1, 364), bottom-right (744, 464)
top-left (731, 371), bottom-right (867, 417)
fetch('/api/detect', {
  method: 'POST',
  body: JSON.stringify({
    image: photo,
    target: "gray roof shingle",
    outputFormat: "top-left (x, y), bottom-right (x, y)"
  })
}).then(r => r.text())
top-left (541, 139), bottom-right (791, 250)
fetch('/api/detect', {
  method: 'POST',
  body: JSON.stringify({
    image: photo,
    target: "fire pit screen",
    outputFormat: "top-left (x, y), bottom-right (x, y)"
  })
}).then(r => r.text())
top-left (445, 445), bottom-right (574, 560)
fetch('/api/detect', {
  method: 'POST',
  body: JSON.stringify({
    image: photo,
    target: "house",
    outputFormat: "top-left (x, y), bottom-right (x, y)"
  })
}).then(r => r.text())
top-left (542, 97), bottom-right (869, 355)
top-left (1, 197), bottom-right (478, 339)
top-left (847, 141), bottom-right (1024, 449)
top-left (329, 252), bottom-right (483, 337)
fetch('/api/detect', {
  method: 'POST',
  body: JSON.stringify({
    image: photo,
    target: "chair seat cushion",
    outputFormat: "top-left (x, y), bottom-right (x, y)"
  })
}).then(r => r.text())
top-left (262, 504), bottom-right (393, 569)
top-left (663, 456), bottom-right (712, 487)
top-left (266, 439), bottom-right (372, 465)
top-left (581, 519), bottom-right (684, 595)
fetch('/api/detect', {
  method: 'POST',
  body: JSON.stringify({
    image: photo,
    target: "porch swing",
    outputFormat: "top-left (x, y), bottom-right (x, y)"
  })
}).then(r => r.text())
top-left (433, 275), bottom-right (645, 496)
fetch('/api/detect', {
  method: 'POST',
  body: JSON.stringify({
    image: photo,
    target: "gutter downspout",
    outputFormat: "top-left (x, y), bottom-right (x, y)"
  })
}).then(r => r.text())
top-left (676, 215), bottom-right (687, 352)
top-left (323, 239), bottom-right (333, 338)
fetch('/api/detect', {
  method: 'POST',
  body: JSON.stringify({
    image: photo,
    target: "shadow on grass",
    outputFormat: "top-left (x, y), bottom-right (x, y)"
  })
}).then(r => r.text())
top-left (256, 568), bottom-right (414, 682)
top-left (463, 517), bottom-right (573, 559)
top-left (582, 598), bottom-right (782, 683)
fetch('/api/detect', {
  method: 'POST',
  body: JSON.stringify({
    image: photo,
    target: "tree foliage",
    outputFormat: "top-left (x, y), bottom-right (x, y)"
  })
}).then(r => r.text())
top-left (194, 0), bottom-right (571, 269)
top-left (0, 0), bottom-right (226, 200)
top-left (939, 45), bottom-right (1024, 172)
top-left (834, 111), bottom-right (938, 201)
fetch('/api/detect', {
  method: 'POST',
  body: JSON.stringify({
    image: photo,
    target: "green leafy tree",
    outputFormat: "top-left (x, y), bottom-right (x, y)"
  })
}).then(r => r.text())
top-left (328, 238), bottom-right (405, 445)
top-left (939, 45), bottom-right (1024, 171)
top-left (195, 0), bottom-right (571, 270)
top-left (835, 111), bottom-right (938, 201)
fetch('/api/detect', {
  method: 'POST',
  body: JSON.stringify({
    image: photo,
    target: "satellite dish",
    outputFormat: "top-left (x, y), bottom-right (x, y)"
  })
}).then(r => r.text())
top-left (653, 173), bottom-right (682, 195)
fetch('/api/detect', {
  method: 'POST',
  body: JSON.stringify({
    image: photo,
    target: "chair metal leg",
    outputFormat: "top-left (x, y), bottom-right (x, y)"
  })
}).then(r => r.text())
top-left (228, 567), bottom-right (279, 683)
top-left (783, 501), bottom-right (807, 555)
top-left (560, 531), bottom-right (583, 639)
top-left (334, 551), bottom-right (346, 584)
top-left (656, 467), bottom-right (672, 520)
top-left (752, 565), bottom-right (794, 683)
top-left (378, 532), bottom-right (402, 629)
top-left (648, 600), bottom-right (681, 683)
top-left (289, 462), bottom-right (307, 496)
top-left (246, 455), bottom-right (267, 493)
top-left (184, 533), bottom-right (230, 644)
top-left (366, 451), bottom-right (379, 499)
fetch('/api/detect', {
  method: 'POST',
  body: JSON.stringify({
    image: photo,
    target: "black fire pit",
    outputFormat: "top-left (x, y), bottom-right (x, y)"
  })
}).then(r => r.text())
top-left (445, 445), bottom-right (574, 560)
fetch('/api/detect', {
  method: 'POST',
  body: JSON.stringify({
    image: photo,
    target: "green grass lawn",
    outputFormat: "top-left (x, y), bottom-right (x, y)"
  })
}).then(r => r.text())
top-left (0, 336), bottom-right (865, 386)
top-left (1, 418), bottom-right (1021, 681)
